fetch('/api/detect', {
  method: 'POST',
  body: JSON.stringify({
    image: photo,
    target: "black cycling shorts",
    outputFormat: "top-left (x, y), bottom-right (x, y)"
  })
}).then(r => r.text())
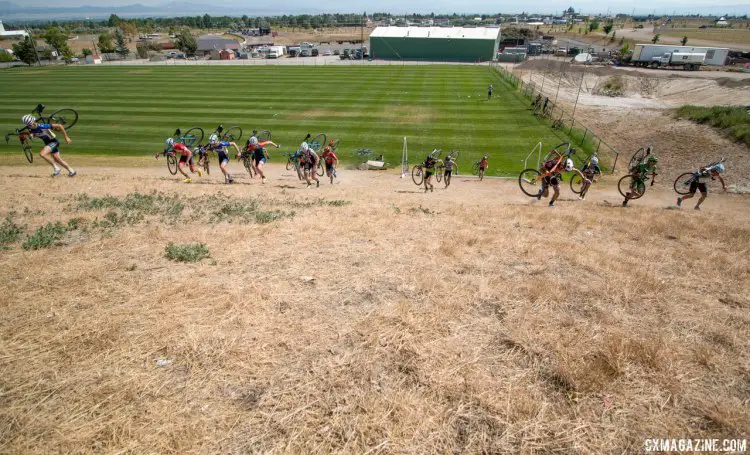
top-left (689, 181), bottom-right (708, 194)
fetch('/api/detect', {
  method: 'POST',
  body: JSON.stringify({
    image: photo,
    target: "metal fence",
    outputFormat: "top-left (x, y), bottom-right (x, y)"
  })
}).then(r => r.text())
top-left (489, 62), bottom-right (621, 173)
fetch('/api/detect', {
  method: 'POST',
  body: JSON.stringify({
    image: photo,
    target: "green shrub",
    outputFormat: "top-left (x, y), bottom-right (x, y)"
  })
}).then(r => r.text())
top-left (165, 242), bottom-right (210, 262)
top-left (0, 216), bottom-right (25, 245)
top-left (23, 222), bottom-right (68, 250)
top-left (676, 105), bottom-right (750, 148)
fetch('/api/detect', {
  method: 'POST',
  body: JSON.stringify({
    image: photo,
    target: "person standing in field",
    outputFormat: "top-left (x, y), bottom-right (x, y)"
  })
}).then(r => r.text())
top-left (443, 155), bottom-right (455, 188)
top-left (487, 84), bottom-right (493, 100)
top-left (479, 155), bottom-right (489, 181)
top-left (21, 114), bottom-right (76, 177)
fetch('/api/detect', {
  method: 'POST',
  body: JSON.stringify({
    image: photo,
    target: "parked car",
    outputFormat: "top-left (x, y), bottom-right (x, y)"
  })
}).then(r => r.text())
top-left (323, 50), bottom-right (332, 56)
top-left (312, 48), bottom-right (319, 57)
top-left (333, 49), bottom-right (340, 55)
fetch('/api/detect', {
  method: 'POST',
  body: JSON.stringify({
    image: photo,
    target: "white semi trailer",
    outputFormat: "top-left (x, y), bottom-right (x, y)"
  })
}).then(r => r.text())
top-left (650, 52), bottom-right (706, 70)
top-left (632, 44), bottom-right (729, 67)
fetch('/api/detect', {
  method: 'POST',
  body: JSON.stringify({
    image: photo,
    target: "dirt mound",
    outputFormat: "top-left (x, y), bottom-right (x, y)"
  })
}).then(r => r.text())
top-left (716, 77), bottom-right (750, 89)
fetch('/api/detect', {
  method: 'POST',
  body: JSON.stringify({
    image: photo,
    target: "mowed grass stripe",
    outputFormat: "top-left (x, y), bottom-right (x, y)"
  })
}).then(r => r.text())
top-left (0, 65), bottom-right (571, 174)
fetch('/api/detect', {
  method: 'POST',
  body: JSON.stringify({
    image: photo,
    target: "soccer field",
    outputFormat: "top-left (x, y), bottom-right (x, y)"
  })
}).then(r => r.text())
top-left (0, 65), bottom-right (573, 174)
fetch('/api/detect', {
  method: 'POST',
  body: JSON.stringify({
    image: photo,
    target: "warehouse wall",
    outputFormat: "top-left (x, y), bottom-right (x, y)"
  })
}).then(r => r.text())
top-left (371, 37), bottom-right (496, 62)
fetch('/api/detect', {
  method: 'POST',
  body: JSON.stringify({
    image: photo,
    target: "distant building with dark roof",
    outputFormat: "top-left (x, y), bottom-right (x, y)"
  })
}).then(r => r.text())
top-left (197, 35), bottom-right (241, 54)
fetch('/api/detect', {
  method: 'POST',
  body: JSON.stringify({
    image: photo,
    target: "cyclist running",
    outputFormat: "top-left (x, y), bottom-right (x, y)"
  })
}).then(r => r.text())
top-left (677, 160), bottom-right (727, 210)
top-left (207, 134), bottom-right (241, 184)
top-left (536, 154), bottom-right (572, 207)
top-left (21, 114), bottom-right (76, 177)
top-left (443, 155), bottom-right (455, 188)
top-left (578, 155), bottom-right (601, 200)
top-left (423, 152), bottom-right (437, 193)
top-left (320, 139), bottom-right (339, 184)
top-left (299, 143), bottom-right (320, 187)
top-left (622, 154), bottom-right (658, 207)
top-left (165, 137), bottom-right (202, 183)
top-left (246, 136), bottom-right (279, 184)
top-left (479, 155), bottom-right (489, 180)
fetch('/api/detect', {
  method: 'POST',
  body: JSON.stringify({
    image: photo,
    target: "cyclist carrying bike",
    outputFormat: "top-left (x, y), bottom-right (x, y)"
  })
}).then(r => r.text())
top-left (166, 137), bottom-right (202, 183)
top-left (579, 155), bottom-right (601, 200)
top-left (443, 155), bottom-right (455, 188)
top-left (479, 155), bottom-right (488, 180)
top-left (320, 139), bottom-right (339, 184)
top-left (21, 114), bottom-right (76, 177)
top-left (299, 142), bottom-right (320, 188)
top-left (208, 134), bottom-right (241, 184)
top-left (536, 153), bottom-right (572, 207)
top-left (622, 154), bottom-right (658, 207)
top-left (423, 152), bottom-right (437, 193)
top-left (245, 136), bottom-right (279, 184)
top-left (677, 160), bottom-right (726, 210)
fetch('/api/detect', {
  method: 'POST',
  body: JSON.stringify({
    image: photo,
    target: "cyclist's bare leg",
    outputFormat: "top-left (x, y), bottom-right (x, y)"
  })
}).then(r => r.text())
top-left (255, 160), bottom-right (266, 179)
top-left (39, 146), bottom-right (61, 170)
top-left (219, 159), bottom-right (231, 182)
top-left (550, 184), bottom-right (560, 204)
top-left (51, 151), bottom-right (73, 172)
top-left (311, 162), bottom-right (320, 183)
top-left (177, 162), bottom-right (190, 178)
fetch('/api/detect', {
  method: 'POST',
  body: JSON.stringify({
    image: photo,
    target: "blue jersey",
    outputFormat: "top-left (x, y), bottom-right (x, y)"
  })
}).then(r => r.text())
top-left (209, 141), bottom-right (230, 151)
top-left (30, 124), bottom-right (57, 144)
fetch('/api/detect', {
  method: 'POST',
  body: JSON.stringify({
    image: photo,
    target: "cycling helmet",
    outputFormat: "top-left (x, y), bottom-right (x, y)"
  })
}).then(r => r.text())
top-left (209, 134), bottom-right (219, 144)
top-left (329, 139), bottom-right (335, 146)
top-left (565, 158), bottom-right (574, 172)
top-left (590, 156), bottom-right (599, 166)
top-left (249, 136), bottom-right (259, 146)
top-left (301, 142), bottom-right (309, 152)
top-left (166, 138), bottom-right (175, 147)
top-left (22, 114), bottom-right (35, 126)
top-left (647, 155), bottom-right (658, 164)
top-left (483, 155), bottom-right (488, 159)
top-left (713, 163), bottom-right (725, 174)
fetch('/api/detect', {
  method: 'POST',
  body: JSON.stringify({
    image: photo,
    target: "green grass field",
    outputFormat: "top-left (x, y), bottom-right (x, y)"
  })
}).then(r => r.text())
top-left (0, 65), bottom-right (576, 175)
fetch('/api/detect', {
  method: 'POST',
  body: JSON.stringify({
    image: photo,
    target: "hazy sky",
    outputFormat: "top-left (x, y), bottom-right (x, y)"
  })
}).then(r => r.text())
top-left (9, 0), bottom-right (750, 15)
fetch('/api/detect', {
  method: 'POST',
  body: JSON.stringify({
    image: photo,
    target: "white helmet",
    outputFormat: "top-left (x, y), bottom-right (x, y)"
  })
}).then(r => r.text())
top-left (590, 156), bottom-right (599, 166)
top-left (22, 114), bottom-right (35, 126)
top-left (565, 158), bottom-right (574, 172)
top-left (301, 142), bottom-right (309, 152)
top-left (249, 136), bottom-right (259, 146)
top-left (713, 163), bottom-right (725, 174)
top-left (166, 138), bottom-right (175, 147)
top-left (209, 134), bottom-right (219, 144)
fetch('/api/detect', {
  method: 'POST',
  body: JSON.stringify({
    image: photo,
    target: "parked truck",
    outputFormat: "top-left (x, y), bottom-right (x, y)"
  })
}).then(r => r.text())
top-left (631, 44), bottom-right (729, 67)
top-left (650, 52), bottom-right (705, 70)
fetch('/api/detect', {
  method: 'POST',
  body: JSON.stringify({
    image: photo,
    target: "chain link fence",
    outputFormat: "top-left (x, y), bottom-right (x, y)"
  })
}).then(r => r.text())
top-left (490, 62), bottom-right (621, 173)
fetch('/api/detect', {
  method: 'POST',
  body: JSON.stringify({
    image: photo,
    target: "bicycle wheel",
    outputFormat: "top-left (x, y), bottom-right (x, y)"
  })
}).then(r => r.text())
top-left (285, 158), bottom-right (293, 171)
top-left (46, 108), bottom-right (78, 130)
top-left (203, 157), bottom-right (210, 175)
top-left (435, 163), bottom-right (444, 183)
top-left (412, 165), bottom-right (424, 186)
top-left (22, 139), bottom-right (33, 163)
top-left (316, 160), bottom-right (324, 176)
top-left (674, 172), bottom-right (696, 195)
top-left (182, 127), bottom-right (204, 147)
top-left (243, 156), bottom-right (254, 176)
top-left (569, 170), bottom-right (586, 195)
top-left (257, 130), bottom-right (272, 142)
top-left (518, 168), bottom-right (542, 197)
top-left (472, 162), bottom-right (480, 176)
top-left (628, 147), bottom-right (646, 171)
top-left (309, 133), bottom-right (326, 151)
top-left (449, 150), bottom-right (460, 160)
top-left (222, 126), bottom-right (243, 143)
top-left (330, 138), bottom-right (340, 150)
top-left (167, 154), bottom-right (178, 175)
top-left (618, 175), bottom-right (646, 199)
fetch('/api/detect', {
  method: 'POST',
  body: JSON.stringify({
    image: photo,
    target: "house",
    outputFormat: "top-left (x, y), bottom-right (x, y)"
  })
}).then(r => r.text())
top-left (0, 20), bottom-right (29, 39)
top-left (219, 49), bottom-right (235, 60)
top-left (197, 35), bottom-right (240, 55)
top-left (85, 54), bottom-right (102, 64)
top-left (715, 17), bottom-right (730, 27)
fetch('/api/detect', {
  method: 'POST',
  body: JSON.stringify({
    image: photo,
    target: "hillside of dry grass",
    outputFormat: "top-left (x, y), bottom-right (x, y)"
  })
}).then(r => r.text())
top-left (1, 160), bottom-right (748, 453)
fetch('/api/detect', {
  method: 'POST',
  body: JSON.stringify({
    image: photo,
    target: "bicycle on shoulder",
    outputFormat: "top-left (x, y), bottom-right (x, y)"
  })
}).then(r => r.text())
top-left (518, 143), bottom-right (582, 198)
top-left (6, 103), bottom-right (79, 164)
top-left (472, 154), bottom-right (489, 180)
top-left (155, 127), bottom-right (205, 175)
top-left (412, 149), bottom-right (442, 186)
top-left (674, 157), bottom-right (726, 196)
top-left (569, 153), bottom-right (602, 199)
top-left (618, 154), bottom-right (659, 205)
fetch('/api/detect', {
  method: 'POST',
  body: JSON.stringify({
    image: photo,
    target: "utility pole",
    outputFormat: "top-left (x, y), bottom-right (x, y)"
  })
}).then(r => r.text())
top-left (26, 27), bottom-right (41, 66)
top-left (570, 70), bottom-right (584, 128)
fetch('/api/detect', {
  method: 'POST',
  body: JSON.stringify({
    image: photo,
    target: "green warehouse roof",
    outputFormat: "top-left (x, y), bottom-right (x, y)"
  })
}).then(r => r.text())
top-left (369, 26), bottom-right (501, 62)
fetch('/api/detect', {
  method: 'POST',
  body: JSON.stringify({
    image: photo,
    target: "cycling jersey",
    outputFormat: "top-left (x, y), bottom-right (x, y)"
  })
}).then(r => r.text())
top-left (321, 150), bottom-right (338, 165)
top-left (634, 162), bottom-right (655, 175)
top-left (29, 124), bottom-right (57, 145)
top-left (301, 149), bottom-right (318, 163)
top-left (479, 159), bottom-right (488, 170)
top-left (424, 157), bottom-right (436, 170)
top-left (444, 160), bottom-right (455, 171)
top-left (173, 143), bottom-right (190, 155)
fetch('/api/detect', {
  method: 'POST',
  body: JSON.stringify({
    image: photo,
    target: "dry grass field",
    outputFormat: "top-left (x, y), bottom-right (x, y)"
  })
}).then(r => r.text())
top-left (1, 156), bottom-right (749, 453)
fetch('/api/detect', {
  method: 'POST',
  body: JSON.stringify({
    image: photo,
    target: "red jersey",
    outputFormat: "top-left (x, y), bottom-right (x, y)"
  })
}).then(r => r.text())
top-left (173, 142), bottom-right (190, 155)
top-left (479, 158), bottom-right (488, 169)
top-left (321, 149), bottom-right (338, 165)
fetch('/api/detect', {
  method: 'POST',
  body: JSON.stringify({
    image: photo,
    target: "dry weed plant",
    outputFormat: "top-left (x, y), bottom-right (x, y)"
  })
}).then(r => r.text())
top-left (0, 161), bottom-right (748, 453)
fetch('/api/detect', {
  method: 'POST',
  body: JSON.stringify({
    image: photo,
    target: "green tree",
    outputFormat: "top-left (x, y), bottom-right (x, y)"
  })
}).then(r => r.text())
top-left (175, 29), bottom-right (197, 56)
top-left (81, 48), bottom-right (93, 56)
top-left (11, 36), bottom-right (38, 65)
top-left (0, 51), bottom-right (13, 62)
top-left (136, 41), bottom-right (149, 59)
top-left (681, 36), bottom-right (688, 45)
top-left (652, 34), bottom-right (660, 44)
top-left (603, 22), bottom-right (613, 35)
top-left (98, 32), bottom-right (115, 54)
top-left (589, 20), bottom-right (600, 32)
top-left (108, 14), bottom-right (121, 27)
top-left (42, 27), bottom-right (72, 58)
top-left (202, 14), bottom-right (212, 28)
top-left (115, 29), bottom-right (130, 58)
